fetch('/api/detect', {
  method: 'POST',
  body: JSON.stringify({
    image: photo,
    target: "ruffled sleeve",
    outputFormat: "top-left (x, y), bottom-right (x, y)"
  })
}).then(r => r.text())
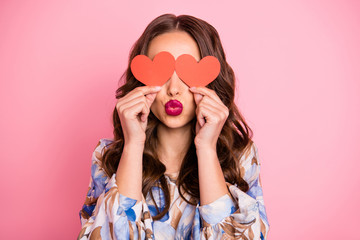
top-left (77, 139), bottom-right (154, 240)
top-left (197, 142), bottom-right (270, 240)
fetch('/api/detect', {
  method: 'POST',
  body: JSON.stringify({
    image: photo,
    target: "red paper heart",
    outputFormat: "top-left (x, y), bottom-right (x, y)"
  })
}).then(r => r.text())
top-left (130, 51), bottom-right (175, 86)
top-left (175, 54), bottom-right (220, 88)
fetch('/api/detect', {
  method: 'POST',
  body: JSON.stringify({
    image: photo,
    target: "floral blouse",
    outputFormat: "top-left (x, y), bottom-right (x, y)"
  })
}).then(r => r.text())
top-left (78, 138), bottom-right (270, 239)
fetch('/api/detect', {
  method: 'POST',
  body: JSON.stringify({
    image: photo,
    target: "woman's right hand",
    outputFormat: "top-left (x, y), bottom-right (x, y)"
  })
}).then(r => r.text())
top-left (116, 85), bottom-right (162, 145)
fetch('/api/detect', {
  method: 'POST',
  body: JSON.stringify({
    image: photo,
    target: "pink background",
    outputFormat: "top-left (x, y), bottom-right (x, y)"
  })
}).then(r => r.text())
top-left (1, 0), bottom-right (359, 239)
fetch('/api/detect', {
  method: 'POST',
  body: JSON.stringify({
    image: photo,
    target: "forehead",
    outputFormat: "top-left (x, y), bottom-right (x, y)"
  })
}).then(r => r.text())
top-left (147, 31), bottom-right (201, 61)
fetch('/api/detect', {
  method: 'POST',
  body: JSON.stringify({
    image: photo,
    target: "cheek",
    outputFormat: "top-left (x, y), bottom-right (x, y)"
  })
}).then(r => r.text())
top-left (150, 100), bottom-right (158, 113)
top-left (188, 95), bottom-right (197, 114)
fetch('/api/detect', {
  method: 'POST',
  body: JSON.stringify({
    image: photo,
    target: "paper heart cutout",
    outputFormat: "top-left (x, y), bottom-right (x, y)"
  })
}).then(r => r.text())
top-left (130, 51), bottom-right (221, 87)
top-left (175, 54), bottom-right (220, 88)
top-left (130, 51), bottom-right (175, 86)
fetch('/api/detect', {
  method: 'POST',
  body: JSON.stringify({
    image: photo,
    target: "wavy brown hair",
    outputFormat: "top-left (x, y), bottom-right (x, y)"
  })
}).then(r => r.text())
top-left (100, 13), bottom-right (254, 221)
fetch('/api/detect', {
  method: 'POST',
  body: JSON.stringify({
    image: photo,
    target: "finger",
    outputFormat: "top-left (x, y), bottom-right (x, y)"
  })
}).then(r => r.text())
top-left (141, 112), bottom-right (147, 122)
top-left (141, 93), bottom-right (157, 122)
top-left (193, 93), bottom-right (203, 105)
top-left (122, 101), bottom-right (149, 121)
top-left (120, 83), bottom-right (161, 106)
top-left (140, 85), bottom-right (162, 96)
top-left (197, 110), bottom-right (206, 127)
top-left (120, 85), bottom-right (162, 105)
top-left (134, 101), bottom-right (150, 122)
top-left (189, 86), bottom-right (223, 105)
top-left (198, 95), bottom-right (227, 114)
top-left (196, 104), bottom-right (220, 126)
top-left (117, 95), bottom-right (149, 117)
top-left (145, 92), bottom-right (157, 107)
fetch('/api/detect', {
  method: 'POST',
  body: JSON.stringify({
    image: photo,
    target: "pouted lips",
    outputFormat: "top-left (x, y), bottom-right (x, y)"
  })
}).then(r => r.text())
top-left (165, 100), bottom-right (183, 116)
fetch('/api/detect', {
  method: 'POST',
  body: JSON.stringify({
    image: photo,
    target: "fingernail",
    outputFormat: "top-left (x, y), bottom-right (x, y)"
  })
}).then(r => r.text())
top-left (189, 87), bottom-right (196, 90)
top-left (154, 86), bottom-right (161, 90)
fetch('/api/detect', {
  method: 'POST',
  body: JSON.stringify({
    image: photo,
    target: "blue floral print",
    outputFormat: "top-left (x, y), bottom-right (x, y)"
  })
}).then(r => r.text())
top-left (78, 138), bottom-right (270, 239)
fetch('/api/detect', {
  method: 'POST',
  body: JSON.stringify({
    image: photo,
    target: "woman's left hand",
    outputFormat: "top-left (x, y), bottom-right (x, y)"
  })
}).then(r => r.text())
top-left (189, 86), bottom-right (229, 149)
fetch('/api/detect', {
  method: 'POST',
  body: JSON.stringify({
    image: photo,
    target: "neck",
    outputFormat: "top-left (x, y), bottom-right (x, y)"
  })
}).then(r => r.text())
top-left (156, 122), bottom-right (193, 173)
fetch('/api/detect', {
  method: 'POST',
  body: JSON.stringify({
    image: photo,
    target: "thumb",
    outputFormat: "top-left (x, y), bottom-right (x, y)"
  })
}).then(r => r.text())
top-left (194, 93), bottom-right (203, 105)
top-left (140, 93), bottom-right (157, 122)
top-left (145, 93), bottom-right (157, 106)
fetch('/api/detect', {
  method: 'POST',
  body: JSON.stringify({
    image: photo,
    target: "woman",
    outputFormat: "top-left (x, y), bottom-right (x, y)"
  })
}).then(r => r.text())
top-left (78, 13), bottom-right (270, 239)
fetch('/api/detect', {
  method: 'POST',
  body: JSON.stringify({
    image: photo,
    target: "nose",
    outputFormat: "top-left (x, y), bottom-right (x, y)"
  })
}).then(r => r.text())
top-left (165, 71), bottom-right (186, 97)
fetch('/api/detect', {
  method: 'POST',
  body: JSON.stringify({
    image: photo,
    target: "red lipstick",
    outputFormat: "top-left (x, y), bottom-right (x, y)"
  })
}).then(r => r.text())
top-left (165, 99), bottom-right (183, 116)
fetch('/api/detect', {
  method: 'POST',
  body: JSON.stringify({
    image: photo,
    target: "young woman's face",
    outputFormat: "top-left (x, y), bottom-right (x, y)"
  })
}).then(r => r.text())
top-left (147, 31), bottom-right (200, 129)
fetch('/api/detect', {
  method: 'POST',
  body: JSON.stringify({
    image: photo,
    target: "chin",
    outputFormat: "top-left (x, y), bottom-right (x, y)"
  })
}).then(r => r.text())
top-left (156, 111), bottom-right (195, 129)
top-left (160, 116), bottom-right (191, 129)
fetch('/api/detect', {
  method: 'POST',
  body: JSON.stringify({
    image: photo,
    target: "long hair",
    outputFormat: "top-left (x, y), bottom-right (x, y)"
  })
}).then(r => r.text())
top-left (101, 13), bottom-right (253, 221)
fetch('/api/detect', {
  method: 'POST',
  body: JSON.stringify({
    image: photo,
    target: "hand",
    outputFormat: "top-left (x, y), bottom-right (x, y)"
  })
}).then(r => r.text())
top-left (189, 86), bottom-right (229, 149)
top-left (116, 85), bottom-right (162, 145)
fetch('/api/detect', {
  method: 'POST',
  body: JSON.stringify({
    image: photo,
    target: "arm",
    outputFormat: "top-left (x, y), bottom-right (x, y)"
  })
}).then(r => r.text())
top-left (78, 140), bottom-right (110, 226)
top-left (197, 146), bottom-right (229, 206)
top-left (195, 142), bottom-right (270, 240)
top-left (78, 139), bottom-right (154, 240)
top-left (115, 141), bottom-right (144, 201)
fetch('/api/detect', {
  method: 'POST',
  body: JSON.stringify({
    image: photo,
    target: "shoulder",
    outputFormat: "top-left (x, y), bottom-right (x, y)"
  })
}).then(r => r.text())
top-left (90, 138), bottom-right (114, 185)
top-left (92, 138), bottom-right (114, 162)
top-left (239, 140), bottom-right (259, 164)
top-left (93, 138), bottom-right (114, 155)
top-left (239, 140), bottom-right (261, 184)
